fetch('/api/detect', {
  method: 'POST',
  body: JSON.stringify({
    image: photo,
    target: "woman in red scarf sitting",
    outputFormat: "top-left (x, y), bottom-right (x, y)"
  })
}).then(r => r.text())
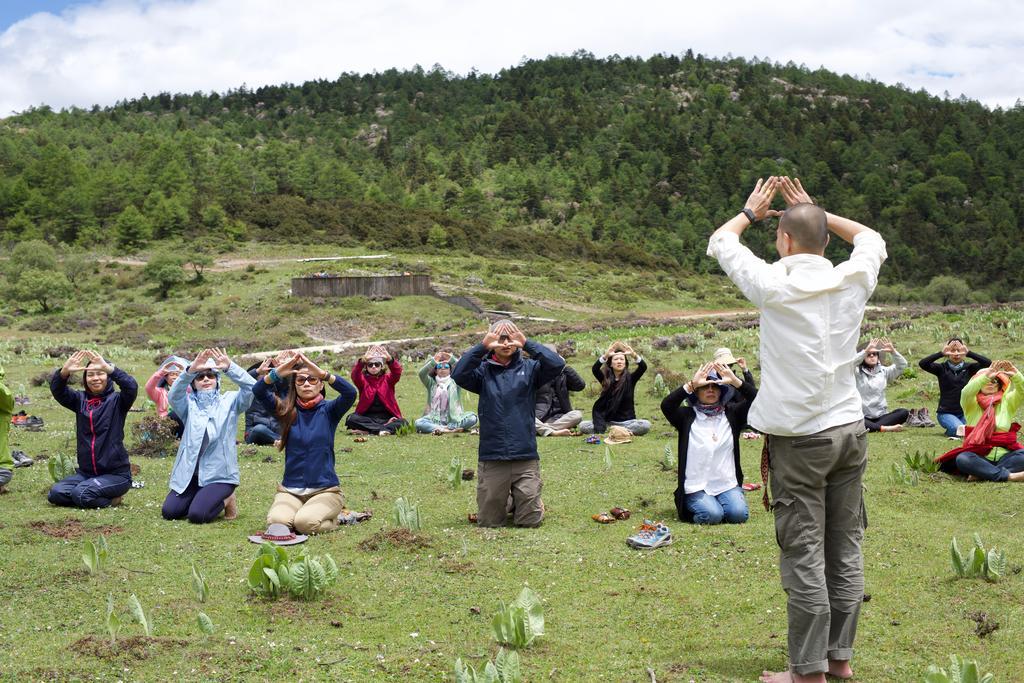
top-left (345, 345), bottom-right (408, 436)
top-left (937, 361), bottom-right (1024, 481)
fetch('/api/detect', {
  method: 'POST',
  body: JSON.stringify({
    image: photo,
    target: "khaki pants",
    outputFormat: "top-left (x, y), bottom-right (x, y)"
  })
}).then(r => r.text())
top-left (477, 460), bottom-right (543, 528)
top-left (768, 420), bottom-right (867, 676)
top-left (267, 485), bottom-right (345, 535)
top-left (535, 410), bottom-right (583, 436)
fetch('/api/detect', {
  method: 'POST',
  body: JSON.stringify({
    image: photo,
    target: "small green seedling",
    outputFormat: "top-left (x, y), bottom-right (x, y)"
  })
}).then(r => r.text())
top-left (448, 455), bottom-right (462, 490)
top-left (887, 462), bottom-right (919, 486)
top-left (105, 594), bottom-right (121, 645)
top-left (661, 443), bottom-right (677, 471)
top-left (82, 535), bottom-right (109, 575)
top-left (191, 563), bottom-right (209, 603)
top-left (197, 612), bottom-right (215, 635)
top-left (603, 446), bottom-right (613, 470)
top-left (951, 534), bottom-right (1007, 582)
top-left (394, 496), bottom-right (422, 532)
top-left (905, 450), bottom-right (939, 474)
top-left (128, 594), bottom-right (152, 636)
top-left (924, 654), bottom-right (995, 682)
top-left (455, 648), bottom-right (522, 683)
top-left (492, 586), bottom-right (545, 649)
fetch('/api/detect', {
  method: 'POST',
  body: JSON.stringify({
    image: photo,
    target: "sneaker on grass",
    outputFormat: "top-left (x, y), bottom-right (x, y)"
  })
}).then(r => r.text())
top-left (626, 520), bottom-right (673, 549)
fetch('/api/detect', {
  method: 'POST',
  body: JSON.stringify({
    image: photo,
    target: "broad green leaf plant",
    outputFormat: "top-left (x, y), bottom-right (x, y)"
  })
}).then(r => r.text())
top-left (190, 563), bottom-right (209, 603)
top-left (128, 594), bottom-right (152, 636)
top-left (246, 542), bottom-right (339, 601)
top-left (924, 654), bottom-right (995, 683)
top-left (82, 535), bottom-right (109, 575)
top-left (48, 452), bottom-right (76, 483)
top-left (448, 455), bottom-right (462, 490)
top-left (492, 587), bottom-right (545, 649)
top-left (455, 648), bottom-right (522, 683)
top-left (394, 496), bottom-right (422, 532)
top-left (951, 534), bottom-right (1007, 582)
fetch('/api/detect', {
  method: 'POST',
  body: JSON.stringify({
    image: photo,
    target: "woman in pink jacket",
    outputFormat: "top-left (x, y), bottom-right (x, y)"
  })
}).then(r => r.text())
top-left (146, 355), bottom-right (188, 438)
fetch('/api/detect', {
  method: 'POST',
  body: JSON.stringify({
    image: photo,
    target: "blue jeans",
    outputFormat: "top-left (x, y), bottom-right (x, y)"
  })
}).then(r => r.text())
top-left (414, 413), bottom-right (478, 433)
top-left (245, 424), bottom-right (279, 445)
top-left (937, 411), bottom-right (966, 437)
top-left (954, 449), bottom-right (1024, 482)
top-left (49, 471), bottom-right (131, 509)
top-left (684, 486), bottom-right (749, 525)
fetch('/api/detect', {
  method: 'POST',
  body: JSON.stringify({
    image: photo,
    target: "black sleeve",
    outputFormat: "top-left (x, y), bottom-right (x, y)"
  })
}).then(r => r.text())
top-left (630, 358), bottom-right (647, 384)
top-left (918, 352), bottom-right (944, 375)
top-left (967, 351), bottom-right (992, 370)
top-left (591, 359), bottom-right (604, 382)
top-left (660, 384), bottom-right (692, 430)
top-left (564, 366), bottom-right (586, 392)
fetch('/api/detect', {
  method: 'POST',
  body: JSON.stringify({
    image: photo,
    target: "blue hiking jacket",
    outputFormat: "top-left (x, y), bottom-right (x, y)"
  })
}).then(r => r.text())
top-left (452, 340), bottom-right (564, 461)
top-left (167, 362), bottom-right (255, 493)
top-left (50, 367), bottom-right (138, 477)
top-left (253, 374), bottom-right (357, 489)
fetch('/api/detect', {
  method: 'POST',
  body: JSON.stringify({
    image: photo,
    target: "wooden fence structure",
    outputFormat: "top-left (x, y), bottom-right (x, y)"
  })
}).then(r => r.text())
top-left (291, 274), bottom-right (434, 299)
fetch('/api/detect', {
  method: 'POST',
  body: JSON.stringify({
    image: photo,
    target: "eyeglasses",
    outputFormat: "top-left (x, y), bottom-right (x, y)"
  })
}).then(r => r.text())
top-left (295, 375), bottom-right (321, 385)
top-left (366, 362), bottom-right (384, 369)
top-left (865, 352), bottom-right (879, 357)
top-left (435, 363), bottom-right (451, 369)
top-left (195, 371), bottom-right (217, 380)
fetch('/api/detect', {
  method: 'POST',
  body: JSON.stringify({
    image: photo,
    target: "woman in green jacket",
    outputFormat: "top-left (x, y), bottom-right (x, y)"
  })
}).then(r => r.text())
top-left (414, 351), bottom-right (478, 434)
top-left (946, 362), bottom-right (1024, 482)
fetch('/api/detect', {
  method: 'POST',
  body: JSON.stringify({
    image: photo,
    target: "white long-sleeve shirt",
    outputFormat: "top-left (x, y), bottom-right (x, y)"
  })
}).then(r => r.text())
top-left (707, 229), bottom-right (887, 436)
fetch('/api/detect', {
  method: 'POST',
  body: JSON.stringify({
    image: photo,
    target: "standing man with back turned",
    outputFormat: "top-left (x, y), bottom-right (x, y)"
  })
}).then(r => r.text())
top-left (707, 176), bottom-right (886, 683)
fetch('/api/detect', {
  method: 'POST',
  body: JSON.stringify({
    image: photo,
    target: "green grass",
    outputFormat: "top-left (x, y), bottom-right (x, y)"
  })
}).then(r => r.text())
top-left (4, 260), bottom-right (1024, 680)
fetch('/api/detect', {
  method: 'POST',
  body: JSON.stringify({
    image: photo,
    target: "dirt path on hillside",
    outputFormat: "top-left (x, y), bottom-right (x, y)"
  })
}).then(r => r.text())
top-left (91, 254), bottom-right (391, 272)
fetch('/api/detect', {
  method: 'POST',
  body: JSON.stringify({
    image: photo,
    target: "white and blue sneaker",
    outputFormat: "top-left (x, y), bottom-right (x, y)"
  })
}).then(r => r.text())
top-left (626, 520), bottom-right (673, 549)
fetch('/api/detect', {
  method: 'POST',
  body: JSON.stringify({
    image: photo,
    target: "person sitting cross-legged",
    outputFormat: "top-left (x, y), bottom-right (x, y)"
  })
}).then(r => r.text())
top-left (662, 361), bottom-right (756, 525)
top-left (936, 361), bottom-right (1024, 482)
top-left (414, 351), bottom-right (478, 434)
top-left (534, 344), bottom-right (586, 437)
top-left (345, 345), bottom-right (408, 436)
top-left (579, 341), bottom-right (651, 436)
top-left (854, 337), bottom-right (909, 433)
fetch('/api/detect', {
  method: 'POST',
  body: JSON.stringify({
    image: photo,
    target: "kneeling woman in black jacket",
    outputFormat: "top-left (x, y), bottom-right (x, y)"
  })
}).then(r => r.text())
top-left (661, 362), bottom-right (756, 525)
top-left (49, 350), bottom-right (137, 508)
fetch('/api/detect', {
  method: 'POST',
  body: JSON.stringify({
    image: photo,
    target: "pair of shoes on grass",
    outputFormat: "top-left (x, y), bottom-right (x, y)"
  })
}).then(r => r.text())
top-left (626, 520), bottom-right (673, 549)
top-left (591, 507), bottom-right (631, 524)
top-left (11, 450), bottom-right (33, 468)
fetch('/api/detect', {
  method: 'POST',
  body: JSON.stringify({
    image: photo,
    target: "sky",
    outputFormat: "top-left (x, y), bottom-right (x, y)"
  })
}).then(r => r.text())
top-left (0, 0), bottom-right (1021, 118)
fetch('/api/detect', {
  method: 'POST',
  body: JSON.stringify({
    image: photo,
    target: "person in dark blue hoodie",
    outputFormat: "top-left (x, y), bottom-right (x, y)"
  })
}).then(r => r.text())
top-left (452, 320), bottom-right (564, 527)
top-left (49, 350), bottom-right (137, 508)
top-left (253, 351), bottom-right (357, 535)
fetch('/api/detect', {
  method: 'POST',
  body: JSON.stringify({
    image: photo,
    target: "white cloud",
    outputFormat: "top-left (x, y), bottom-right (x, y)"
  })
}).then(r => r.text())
top-left (0, 0), bottom-right (1021, 117)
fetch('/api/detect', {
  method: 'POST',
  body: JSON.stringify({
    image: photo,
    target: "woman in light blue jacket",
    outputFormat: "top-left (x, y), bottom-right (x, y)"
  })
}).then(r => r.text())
top-left (162, 348), bottom-right (255, 523)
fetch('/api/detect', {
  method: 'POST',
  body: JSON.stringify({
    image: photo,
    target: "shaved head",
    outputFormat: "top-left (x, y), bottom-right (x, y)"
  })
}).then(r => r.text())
top-left (779, 203), bottom-right (829, 254)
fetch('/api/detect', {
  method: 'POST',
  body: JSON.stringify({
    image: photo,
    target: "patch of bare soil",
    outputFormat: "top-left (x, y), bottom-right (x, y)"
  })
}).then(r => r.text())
top-left (70, 635), bottom-right (188, 660)
top-left (439, 558), bottom-right (475, 574)
top-left (358, 528), bottom-right (432, 552)
top-left (28, 518), bottom-right (124, 540)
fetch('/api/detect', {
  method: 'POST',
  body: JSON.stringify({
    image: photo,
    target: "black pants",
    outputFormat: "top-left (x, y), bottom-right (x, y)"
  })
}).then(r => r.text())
top-left (864, 409), bottom-right (909, 432)
top-left (345, 413), bottom-right (408, 434)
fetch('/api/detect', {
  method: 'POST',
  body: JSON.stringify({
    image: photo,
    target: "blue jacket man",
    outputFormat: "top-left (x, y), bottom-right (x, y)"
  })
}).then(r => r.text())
top-left (453, 320), bottom-right (564, 527)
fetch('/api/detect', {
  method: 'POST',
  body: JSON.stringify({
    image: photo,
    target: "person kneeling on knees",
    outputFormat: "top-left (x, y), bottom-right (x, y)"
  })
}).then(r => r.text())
top-left (49, 350), bottom-right (137, 509)
top-left (452, 320), bottom-right (564, 528)
top-left (663, 361), bottom-right (754, 525)
top-left (255, 351), bottom-right (357, 534)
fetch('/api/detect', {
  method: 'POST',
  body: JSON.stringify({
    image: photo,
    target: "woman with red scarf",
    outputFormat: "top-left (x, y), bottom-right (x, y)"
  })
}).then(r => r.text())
top-left (936, 361), bottom-right (1024, 481)
top-left (253, 351), bottom-right (357, 534)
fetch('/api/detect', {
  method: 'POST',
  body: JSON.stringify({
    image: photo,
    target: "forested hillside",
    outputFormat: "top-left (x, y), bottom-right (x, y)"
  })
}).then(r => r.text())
top-left (2, 50), bottom-right (1023, 295)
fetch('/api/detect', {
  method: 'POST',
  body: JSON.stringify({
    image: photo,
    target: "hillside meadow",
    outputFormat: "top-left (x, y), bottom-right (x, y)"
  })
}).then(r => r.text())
top-left (3, 262), bottom-right (1024, 681)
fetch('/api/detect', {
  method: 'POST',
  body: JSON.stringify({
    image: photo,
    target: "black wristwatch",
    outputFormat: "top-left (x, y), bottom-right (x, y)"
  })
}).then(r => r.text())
top-left (741, 208), bottom-right (758, 225)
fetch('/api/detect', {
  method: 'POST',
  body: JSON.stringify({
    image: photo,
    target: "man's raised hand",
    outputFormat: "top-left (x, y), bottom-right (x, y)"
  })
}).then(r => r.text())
top-left (744, 177), bottom-right (779, 221)
top-left (778, 176), bottom-right (813, 207)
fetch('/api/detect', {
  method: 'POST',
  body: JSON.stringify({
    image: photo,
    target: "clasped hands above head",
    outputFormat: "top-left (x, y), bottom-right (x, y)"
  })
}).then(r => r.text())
top-left (483, 320), bottom-right (526, 350)
top-left (743, 175), bottom-right (814, 223)
top-left (189, 347), bottom-right (231, 372)
top-left (61, 349), bottom-right (114, 375)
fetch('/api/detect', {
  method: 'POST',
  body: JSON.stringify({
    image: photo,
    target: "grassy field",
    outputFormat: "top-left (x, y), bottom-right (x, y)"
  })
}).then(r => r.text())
top-left (3, 249), bottom-right (1024, 681)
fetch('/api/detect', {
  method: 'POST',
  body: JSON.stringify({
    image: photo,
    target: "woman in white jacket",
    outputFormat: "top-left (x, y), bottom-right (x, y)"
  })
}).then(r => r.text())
top-left (855, 337), bottom-right (909, 432)
top-left (162, 348), bottom-right (255, 523)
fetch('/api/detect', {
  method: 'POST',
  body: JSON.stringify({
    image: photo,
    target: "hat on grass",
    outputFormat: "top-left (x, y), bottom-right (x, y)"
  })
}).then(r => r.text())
top-left (248, 523), bottom-right (307, 546)
top-left (712, 347), bottom-right (738, 365)
top-left (605, 425), bottom-right (633, 445)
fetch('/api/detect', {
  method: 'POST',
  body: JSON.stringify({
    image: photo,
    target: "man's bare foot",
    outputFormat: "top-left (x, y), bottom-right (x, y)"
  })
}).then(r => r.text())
top-left (967, 474), bottom-right (980, 482)
top-left (1007, 471), bottom-right (1024, 482)
top-left (880, 424), bottom-right (903, 432)
top-left (827, 659), bottom-right (854, 679)
top-left (223, 493), bottom-right (238, 520)
top-left (349, 429), bottom-right (368, 435)
top-left (551, 428), bottom-right (572, 437)
top-left (273, 439), bottom-right (281, 449)
top-left (759, 671), bottom-right (826, 683)
top-left (378, 430), bottom-right (391, 436)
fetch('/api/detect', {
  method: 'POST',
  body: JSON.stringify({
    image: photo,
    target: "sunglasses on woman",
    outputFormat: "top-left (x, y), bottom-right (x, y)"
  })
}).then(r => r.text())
top-left (195, 371), bottom-right (217, 380)
top-left (366, 362), bottom-right (384, 369)
top-left (435, 363), bottom-right (451, 369)
top-left (295, 375), bottom-right (321, 385)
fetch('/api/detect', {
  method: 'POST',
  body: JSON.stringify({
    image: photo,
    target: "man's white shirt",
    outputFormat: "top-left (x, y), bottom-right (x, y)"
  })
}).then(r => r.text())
top-left (707, 229), bottom-right (887, 436)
